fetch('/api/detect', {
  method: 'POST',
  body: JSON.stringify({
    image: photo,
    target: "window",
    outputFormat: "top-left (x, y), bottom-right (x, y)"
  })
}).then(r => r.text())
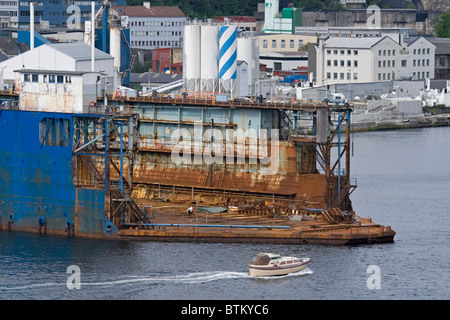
top-left (327, 60), bottom-right (331, 66)
top-left (334, 60), bottom-right (337, 66)
top-left (272, 40), bottom-right (276, 48)
top-left (281, 40), bottom-right (285, 48)
top-left (24, 73), bottom-right (30, 82)
top-left (340, 50), bottom-right (344, 55)
top-left (378, 61), bottom-right (381, 68)
top-left (49, 75), bottom-right (55, 83)
top-left (347, 50), bottom-right (351, 55)
top-left (290, 40), bottom-right (294, 48)
top-left (340, 60), bottom-right (344, 67)
top-left (327, 50), bottom-right (331, 54)
top-left (353, 73), bottom-right (358, 80)
top-left (333, 73), bottom-right (337, 79)
top-left (327, 72), bottom-right (331, 79)
top-left (57, 75), bottom-right (64, 83)
top-left (43, 75), bottom-right (47, 83)
top-left (347, 60), bottom-right (351, 67)
top-left (298, 40), bottom-right (303, 48)
top-left (263, 40), bottom-right (267, 48)
top-left (401, 60), bottom-right (407, 67)
top-left (354, 50), bottom-right (358, 55)
top-left (340, 73), bottom-right (344, 80)
top-left (347, 72), bottom-right (350, 80)
top-left (32, 74), bottom-right (39, 82)
top-left (354, 60), bottom-right (358, 67)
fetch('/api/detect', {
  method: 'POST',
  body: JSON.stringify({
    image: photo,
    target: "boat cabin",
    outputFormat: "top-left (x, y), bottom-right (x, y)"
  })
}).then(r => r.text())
top-left (250, 253), bottom-right (281, 266)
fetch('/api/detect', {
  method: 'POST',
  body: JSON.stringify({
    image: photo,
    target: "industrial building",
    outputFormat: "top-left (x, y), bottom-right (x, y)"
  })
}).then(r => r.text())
top-left (314, 35), bottom-right (435, 86)
top-left (113, 2), bottom-right (186, 50)
top-left (0, 0), bottom-right (126, 28)
top-left (261, 0), bottom-right (302, 34)
top-left (0, 42), bottom-right (115, 111)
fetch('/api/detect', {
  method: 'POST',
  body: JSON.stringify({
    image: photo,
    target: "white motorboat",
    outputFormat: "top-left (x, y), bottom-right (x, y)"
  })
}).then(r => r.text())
top-left (248, 253), bottom-right (311, 277)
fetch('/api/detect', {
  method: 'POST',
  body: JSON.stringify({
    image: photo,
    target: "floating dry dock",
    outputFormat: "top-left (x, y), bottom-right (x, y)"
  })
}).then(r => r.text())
top-left (119, 202), bottom-right (395, 245)
top-left (0, 90), bottom-right (395, 245)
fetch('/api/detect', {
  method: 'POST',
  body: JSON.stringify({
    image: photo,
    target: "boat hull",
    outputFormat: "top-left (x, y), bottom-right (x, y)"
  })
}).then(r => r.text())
top-left (248, 258), bottom-right (310, 277)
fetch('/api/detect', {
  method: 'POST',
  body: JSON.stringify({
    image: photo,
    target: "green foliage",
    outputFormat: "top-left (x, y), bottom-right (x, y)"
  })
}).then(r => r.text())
top-left (125, 0), bottom-right (345, 19)
top-left (132, 61), bottom-right (152, 73)
top-left (435, 12), bottom-right (450, 38)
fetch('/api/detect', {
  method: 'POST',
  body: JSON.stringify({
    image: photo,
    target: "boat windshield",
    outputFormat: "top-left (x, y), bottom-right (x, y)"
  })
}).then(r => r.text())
top-left (250, 254), bottom-right (274, 265)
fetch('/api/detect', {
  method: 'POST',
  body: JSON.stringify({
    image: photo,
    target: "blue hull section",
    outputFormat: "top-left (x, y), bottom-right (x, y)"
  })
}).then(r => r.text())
top-left (0, 109), bottom-right (117, 238)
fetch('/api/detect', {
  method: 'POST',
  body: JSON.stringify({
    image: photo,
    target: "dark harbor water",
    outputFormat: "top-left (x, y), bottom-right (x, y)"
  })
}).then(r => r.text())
top-left (1, 127), bottom-right (449, 301)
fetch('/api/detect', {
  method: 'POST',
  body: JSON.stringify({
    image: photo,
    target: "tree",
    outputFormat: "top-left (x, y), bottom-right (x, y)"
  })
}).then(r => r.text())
top-left (435, 12), bottom-right (450, 38)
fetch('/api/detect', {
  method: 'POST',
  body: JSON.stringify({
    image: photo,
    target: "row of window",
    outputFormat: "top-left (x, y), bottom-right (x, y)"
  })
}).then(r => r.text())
top-left (131, 30), bottom-right (182, 37)
top-left (413, 59), bottom-right (430, 67)
top-left (413, 48), bottom-right (430, 55)
top-left (378, 49), bottom-right (396, 56)
top-left (0, 10), bottom-right (17, 16)
top-left (376, 71), bottom-right (430, 80)
top-left (131, 40), bottom-right (180, 48)
top-left (262, 39), bottom-right (304, 49)
top-left (326, 49), bottom-right (359, 55)
top-left (326, 72), bottom-right (359, 80)
top-left (0, 1), bottom-right (17, 5)
top-left (130, 20), bottom-right (185, 28)
top-left (24, 73), bottom-right (72, 84)
top-left (326, 71), bottom-right (430, 81)
top-left (327, 60), bottom-right (359, 67)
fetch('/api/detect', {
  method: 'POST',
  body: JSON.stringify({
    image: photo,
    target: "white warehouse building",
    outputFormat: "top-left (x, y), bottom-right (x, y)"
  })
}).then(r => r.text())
top-left (0, 42), bottom-right (115, 113)
top-left (315, 35), bottom-right (435, 86)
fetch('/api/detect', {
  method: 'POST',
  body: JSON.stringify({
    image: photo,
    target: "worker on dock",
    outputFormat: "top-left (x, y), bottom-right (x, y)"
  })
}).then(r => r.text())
top-left (187, 207), bottom-right (193, 215)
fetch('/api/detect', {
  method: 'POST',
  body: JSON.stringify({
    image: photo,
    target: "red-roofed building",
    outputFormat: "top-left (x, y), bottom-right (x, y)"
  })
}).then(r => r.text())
top-left (113, 2), bottom-right (186, 50)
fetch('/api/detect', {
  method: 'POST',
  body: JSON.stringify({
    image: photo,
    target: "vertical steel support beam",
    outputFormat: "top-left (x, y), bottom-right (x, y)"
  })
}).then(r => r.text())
top-left (104, 118), bottom-right (109, 192)
top-left (119, 121), bottom-right (123, 194)
top-left (102, 5), bottom-right (108, 53)
top-left (346, 109), bottom-right (351, 182)
top-left (337, 115), bottom-right (343, 204)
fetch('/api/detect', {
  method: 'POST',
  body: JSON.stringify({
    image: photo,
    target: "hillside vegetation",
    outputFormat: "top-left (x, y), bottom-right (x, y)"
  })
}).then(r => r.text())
top-left (125, 0), bottom-right (344, 19)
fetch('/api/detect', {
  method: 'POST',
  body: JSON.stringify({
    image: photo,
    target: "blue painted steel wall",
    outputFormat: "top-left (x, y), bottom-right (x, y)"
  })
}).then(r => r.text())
top-left (0, 109), bottom-right (117, 238)
top-left (17, 30), bottom-right (50, 49)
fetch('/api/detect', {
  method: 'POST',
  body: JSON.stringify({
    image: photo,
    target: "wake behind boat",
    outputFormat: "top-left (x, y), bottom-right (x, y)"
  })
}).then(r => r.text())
top-left (248, 253), bottom-right (311, 277)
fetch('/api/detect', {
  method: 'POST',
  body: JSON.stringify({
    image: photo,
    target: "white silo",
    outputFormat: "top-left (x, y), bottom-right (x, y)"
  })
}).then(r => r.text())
top-left (200, 24), bottom-right (219, 93)
top-left (183, 23), bottom-right (201, 92)
top-left (237, 37), bottom-right (259, 97)
top-left (218, 25), bottom-right (237, 95)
